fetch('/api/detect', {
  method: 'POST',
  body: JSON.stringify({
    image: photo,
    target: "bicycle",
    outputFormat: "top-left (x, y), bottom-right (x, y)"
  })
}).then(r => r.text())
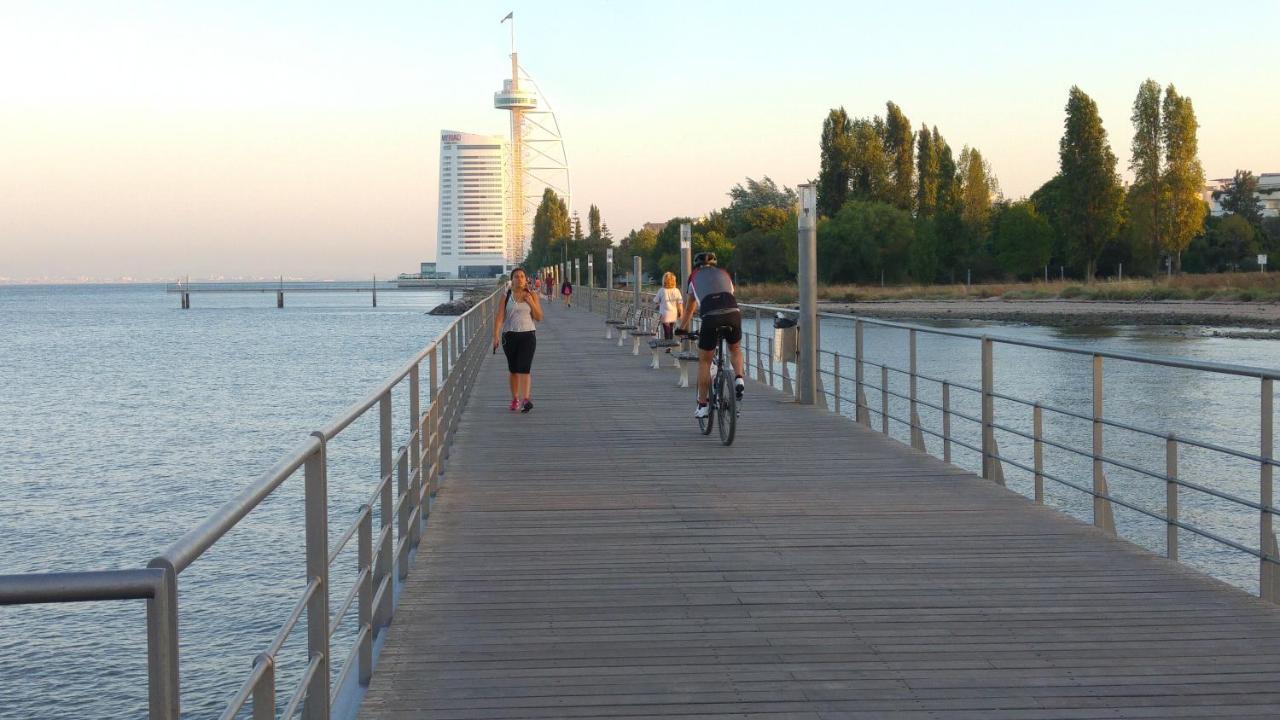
top-left (678, 327), bottom-right (737, 446)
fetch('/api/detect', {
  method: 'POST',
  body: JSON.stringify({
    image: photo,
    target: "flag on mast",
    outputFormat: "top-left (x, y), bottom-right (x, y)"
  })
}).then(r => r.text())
top-left (501, 11), bottom-right (513, 22)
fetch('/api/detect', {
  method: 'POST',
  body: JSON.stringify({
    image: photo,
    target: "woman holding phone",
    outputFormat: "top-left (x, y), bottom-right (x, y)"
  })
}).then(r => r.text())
top-left (492, 267), bottom-right (543, 413)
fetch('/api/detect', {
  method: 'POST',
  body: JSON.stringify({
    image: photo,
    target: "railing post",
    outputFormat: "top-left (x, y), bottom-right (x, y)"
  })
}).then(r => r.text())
top-left (942, 382), bottom-right (951, 463)
top-left (376, 394), bottom-right (393, 629)
top-left (428, 346), bottom-right (439, 498)
top-left (1261, 377), bottom-right (1278, 603)
top-left (833, 353), bottom-right (841, 417)
top-left (1166, 435), bottom-right (1179, 562)
top-left (144, 559), bottom-right (180, 720)
top-left (409, 363), bottom-right (422, 546)
top-left (251, 654), bottom-right (275, 720)
top-left (396, 449), bottom-right (409, 580)
top-left (767, 336), bottom-right (775, 389)
top-left (881, 365), bottom-right (889, 435)
top-left (357, 506), bottom-right (373, 686)
top-left (909, 330), bottom-right (924, 450)
top-left (303, 438), bottom-right (330, 720)
top-left (754, 309), bottom-right (765, 383)
top-left (980, 337), bottom-right (1004, 485)
top-left (855, 320), bottom-right (869, 426)
top-left (1092, 354), bottom-right (1116, 533)
top-left (1033, 403), bottom-right (1044, 504)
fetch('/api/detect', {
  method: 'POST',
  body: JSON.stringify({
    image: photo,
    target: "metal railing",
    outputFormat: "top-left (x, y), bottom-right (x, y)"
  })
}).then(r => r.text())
top-left (0, 286), bottom-right (505, 719)
top-left (580, 289), bottom-right (1280, 604)
top-left (735, 302), bottom-right (1280, 605)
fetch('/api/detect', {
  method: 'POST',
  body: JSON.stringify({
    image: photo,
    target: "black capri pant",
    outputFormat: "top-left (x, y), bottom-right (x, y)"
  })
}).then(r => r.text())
top-left (502, 331), bottom-right (537, 373)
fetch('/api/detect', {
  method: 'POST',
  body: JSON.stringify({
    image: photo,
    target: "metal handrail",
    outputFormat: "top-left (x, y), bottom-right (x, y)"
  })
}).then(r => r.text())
top-left (0, 284), bottom-right (506, 719)
top-left (739, 302), bottom-right (1280, 605)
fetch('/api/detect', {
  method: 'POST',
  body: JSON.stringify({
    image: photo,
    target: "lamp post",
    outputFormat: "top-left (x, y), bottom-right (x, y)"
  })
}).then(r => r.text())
top-left (679, 223), bottom-right (692, 292)
top-left (797, 183), bottom-right (818, 405)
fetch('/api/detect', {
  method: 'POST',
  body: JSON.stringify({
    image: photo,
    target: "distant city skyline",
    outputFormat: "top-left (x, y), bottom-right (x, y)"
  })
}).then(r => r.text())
top-left (2, 1), bottom-right (1278, 282)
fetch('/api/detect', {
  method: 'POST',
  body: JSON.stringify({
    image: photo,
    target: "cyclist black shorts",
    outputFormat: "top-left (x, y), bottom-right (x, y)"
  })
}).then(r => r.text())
top-left (697, 311), bottom-right (742, 351)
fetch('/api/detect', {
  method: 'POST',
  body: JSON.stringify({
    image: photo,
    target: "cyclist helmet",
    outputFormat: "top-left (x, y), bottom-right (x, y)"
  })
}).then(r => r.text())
top-left (692, 251), bottom-right (717, 268)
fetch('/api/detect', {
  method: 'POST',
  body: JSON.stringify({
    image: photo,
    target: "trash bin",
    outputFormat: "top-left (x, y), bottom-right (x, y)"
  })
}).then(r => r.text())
top-left (772, 313), bottom-right (798, 362)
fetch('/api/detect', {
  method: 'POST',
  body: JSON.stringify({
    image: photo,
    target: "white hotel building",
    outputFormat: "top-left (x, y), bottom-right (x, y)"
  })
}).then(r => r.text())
top-left (435, 130), bottom-right (509, 279)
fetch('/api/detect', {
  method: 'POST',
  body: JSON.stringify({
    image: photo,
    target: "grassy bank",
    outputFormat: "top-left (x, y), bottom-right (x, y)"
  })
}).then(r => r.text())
top-left (737, 273), bottom-right (1280, 304)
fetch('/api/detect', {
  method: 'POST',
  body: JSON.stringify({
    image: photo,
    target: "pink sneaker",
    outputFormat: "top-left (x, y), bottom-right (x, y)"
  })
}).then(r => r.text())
top-left (509, 398), bottom-right (520, 412)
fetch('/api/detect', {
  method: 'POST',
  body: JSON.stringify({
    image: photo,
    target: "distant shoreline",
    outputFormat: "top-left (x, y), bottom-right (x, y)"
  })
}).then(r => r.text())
top-left (804, 298), bottom-right (1280, 330)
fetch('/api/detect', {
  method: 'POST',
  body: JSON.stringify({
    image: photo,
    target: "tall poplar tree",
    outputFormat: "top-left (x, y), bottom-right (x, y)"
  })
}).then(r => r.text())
top-left (849, 118), bottom-right (891, 203)
top-left (916, 122), bottom-right (939, 218)
top-left (883, 102), bottom-right (915, 212)
top-left (1161, 85), bottom-right (1206, 273)
top-left (1058, 86), bottom-right (1123, 280)
top-left (818, 107), bottom-right (854, 217)
top-left (1129, 79), bottom-right (1163, 273)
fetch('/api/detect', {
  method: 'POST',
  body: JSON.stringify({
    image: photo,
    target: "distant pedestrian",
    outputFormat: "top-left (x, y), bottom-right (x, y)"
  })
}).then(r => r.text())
top-left (561, 277), bottom-right (573, 308)
top-left (493, 268), bottom-right (542, 413)
top-left (533, 275), bottom-right (542, 293)
top-left (654, 272), bottom-right (683, 348)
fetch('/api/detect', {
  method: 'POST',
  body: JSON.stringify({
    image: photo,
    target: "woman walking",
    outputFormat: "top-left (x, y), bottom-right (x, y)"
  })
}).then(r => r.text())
top-left (561, 277), bottom-right (573, 308)
top-left (493, 267), bottom-right (542, 413)
top-left (654, 271), bottom-right (683, 348)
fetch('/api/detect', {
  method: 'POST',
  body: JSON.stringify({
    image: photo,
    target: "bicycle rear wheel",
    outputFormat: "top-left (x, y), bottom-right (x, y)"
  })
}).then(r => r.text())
top-left (716, 355), bottom-right (736, 445)
top-left (698, 371), bottom-right (714, 435)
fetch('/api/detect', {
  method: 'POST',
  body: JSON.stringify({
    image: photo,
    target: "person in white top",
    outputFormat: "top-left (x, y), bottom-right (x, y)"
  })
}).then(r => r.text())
top-left (492, 268), bottom-right (543, 413)
top-left (653, 272), bottom-right (683, 346)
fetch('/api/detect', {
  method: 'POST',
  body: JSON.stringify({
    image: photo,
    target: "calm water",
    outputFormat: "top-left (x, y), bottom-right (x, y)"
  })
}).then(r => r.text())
top-left (4, 287), bottom-right (1280, 718)
top-left (0, 284), bottom-right (458, 719)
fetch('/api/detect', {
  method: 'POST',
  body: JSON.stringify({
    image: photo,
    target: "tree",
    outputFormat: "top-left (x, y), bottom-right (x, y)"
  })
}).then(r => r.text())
top-left (915, 123), bottom-right (939, 218)
top-left (909, 217), bottom-right (942, 283)
top-left (958, 146), bottom-right (998, 233)
top-left (733, 218), bottom-right (795, 282)
top-left (1129, 79), bottom-right (1164, 274)
top-left (1161, 85), bottom-right (1207, 273)
top-left (1058, 86), bottom-right (1123, 280)
top-left (588, 204), bottom-right (602, 239)
top-left (992, 201), bottom-right (1054, 278)
top-left (849, 118), bottom-right (891, 203)
top-left (726, 177), bottom-right (797, 236)
top-left (1217, 170), bottom-right (1264, 227)
top-left (817, 200), bottom-right (914, 284)
top-left (883, 102), bottom-right (915, 211)
top-left (818, 107), bottom-right (854, 218)
top-left (527, 188), bottom-right (570, 269)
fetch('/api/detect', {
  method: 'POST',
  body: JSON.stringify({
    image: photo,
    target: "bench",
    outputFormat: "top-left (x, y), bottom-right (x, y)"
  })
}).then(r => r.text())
top-left (647, 336), bottom-right (680, 369)
top-left (615, 307), bottom-right (637, 347)
top-left (629, 309), bottom-right (658, 356)
top-left (675, 329), bottom-right (701, 388)
top-left (604, 303), bottom-right (626, 340)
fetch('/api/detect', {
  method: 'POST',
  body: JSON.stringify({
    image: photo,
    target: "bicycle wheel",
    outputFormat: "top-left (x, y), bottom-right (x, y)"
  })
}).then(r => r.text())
top-left (716, 351), bottom-right (736, 446)
top-left (698, 365), bottom-right (715, 435)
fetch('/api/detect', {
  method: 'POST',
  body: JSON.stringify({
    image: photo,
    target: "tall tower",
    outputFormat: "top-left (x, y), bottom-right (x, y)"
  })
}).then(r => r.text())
top-left (494, 14), bottom-right (571, 267)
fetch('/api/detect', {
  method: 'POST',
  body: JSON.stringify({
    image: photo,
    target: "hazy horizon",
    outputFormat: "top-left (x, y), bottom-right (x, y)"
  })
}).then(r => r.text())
top-left (3, 1), bottom-right (1278, 282)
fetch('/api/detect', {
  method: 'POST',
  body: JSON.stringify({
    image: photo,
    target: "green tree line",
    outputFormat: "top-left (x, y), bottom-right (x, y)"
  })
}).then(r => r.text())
top-left (528, 83), bottom-right (1279, 285)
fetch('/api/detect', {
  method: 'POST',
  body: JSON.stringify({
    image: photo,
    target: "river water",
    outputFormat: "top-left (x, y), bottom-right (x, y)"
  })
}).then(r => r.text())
top-left (3, 286), bottom-right (1280, 718)
top-left (0, 284), bottom-right (459, 719)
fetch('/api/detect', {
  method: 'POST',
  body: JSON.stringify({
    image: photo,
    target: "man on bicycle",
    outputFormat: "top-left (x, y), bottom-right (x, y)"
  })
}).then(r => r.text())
top-left (677, 252), bottom-right (746, 419)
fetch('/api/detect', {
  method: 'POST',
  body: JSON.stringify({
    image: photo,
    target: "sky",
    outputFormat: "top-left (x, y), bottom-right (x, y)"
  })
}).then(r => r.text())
top-left (2, 0), bottom-right (1278, 282)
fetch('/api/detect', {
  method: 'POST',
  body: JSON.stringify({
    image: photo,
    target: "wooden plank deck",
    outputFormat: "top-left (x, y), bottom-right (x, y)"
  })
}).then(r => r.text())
top-left (360, 301), bottom-right (1280, 719)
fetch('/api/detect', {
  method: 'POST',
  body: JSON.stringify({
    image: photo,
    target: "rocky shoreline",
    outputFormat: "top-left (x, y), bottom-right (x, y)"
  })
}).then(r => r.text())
top-left (427, 285), bottom-right (498, 315)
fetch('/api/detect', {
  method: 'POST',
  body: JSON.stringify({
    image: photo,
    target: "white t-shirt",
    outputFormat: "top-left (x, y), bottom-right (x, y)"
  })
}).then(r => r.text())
top-left (654, 287), bottom-right (683, 323)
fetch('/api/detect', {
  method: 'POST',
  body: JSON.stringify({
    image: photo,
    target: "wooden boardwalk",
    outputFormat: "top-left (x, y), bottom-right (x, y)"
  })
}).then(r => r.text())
top-left (360, 301), bottom-right (1280, 719)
